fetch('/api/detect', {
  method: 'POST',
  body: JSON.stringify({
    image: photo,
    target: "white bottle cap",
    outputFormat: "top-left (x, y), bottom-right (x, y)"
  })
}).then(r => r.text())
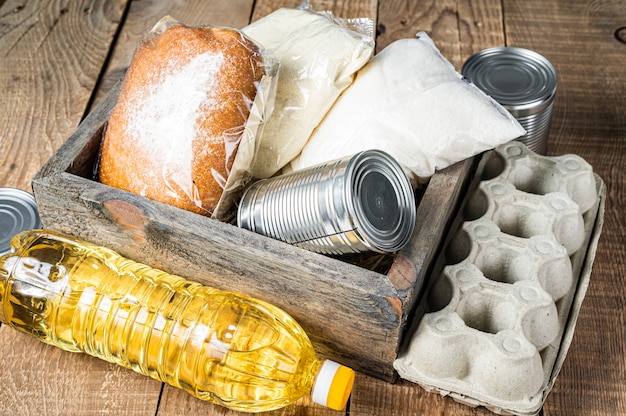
top-left (311, 359), bottom-right (355, 410)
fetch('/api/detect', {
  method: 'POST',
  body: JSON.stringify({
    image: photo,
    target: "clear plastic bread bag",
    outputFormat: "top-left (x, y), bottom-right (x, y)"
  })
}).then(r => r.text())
top-left (241, 1), bottom-right (375, 180)
top-left (98, 16), bottom-right (278, 222)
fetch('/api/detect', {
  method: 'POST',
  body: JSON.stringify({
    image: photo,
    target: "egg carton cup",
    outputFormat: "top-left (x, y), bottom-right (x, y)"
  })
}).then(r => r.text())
top-left (394, 141), bottom-right (606, 415)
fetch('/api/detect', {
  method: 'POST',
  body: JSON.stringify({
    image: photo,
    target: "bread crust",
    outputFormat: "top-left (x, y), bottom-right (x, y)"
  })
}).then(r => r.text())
top-left (99, 24), bottom-right (264, 216)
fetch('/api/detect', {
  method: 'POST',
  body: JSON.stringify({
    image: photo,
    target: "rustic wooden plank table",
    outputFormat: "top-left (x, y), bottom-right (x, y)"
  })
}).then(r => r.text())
top-left (1, 0), bottom-right (624, 415)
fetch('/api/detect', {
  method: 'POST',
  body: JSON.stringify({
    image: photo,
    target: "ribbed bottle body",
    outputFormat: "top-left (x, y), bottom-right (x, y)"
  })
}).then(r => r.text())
top-left (0, 230), bottom-right (319, 412)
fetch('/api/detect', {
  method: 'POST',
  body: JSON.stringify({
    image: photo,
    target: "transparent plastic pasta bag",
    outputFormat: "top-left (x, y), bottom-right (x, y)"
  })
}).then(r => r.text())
top-left (242, 2), bottom-right (374, 179)
top-left (289, 32), bottom-right (526, 187)
top-left (98, 16), bottom-right (277, 221)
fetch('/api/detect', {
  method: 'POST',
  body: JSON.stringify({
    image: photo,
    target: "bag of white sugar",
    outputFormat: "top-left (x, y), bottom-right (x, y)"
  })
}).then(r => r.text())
top-left (242, 6), bottom-right (374, 179)
top-left (288, 32), bottom-right (526, 186)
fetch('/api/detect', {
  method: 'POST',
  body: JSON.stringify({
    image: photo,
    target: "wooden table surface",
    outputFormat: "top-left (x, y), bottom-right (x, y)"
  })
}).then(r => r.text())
top-left (1, 0), bottom-right (624, 415)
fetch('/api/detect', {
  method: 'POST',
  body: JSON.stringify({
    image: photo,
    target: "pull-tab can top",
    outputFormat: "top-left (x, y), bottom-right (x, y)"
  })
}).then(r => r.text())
top-left (0, 188), bottom-right (41, 255)
top-left (461, 47), bottom-right (557, 117)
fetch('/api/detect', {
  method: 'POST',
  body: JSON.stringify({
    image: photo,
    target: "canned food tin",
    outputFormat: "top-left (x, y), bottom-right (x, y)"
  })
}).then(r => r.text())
top-left (238, 150), bottom-right (416, 256)
top-left (0, 188), bottom-right (41, 255)
top-left (462, 47), bottom-right (557, 155)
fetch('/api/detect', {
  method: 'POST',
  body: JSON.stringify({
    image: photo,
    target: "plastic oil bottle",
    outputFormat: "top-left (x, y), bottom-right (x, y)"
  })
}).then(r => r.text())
top-left (0, 229), bottom-right (355, 412)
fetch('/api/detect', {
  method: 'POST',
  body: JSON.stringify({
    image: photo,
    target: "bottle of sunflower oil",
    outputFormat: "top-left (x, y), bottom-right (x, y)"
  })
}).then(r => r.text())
top-left (0, 229), bottom-right (354, 412)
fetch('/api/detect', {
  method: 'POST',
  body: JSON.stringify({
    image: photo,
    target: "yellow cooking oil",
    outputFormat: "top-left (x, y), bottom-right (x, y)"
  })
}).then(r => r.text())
top-left (0, 229), bottom-right (354, 412)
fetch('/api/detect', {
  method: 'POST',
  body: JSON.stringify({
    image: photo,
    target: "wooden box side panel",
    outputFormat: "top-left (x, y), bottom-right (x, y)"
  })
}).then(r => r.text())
top-left (388, 159), bottom-right (474, 319)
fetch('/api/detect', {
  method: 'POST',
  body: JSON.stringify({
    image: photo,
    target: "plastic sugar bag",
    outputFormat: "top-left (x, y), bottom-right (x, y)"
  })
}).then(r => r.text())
top-left (242, 6), bottom-right (374, 179)
top-left (288, 32), bottom-right (526, 186)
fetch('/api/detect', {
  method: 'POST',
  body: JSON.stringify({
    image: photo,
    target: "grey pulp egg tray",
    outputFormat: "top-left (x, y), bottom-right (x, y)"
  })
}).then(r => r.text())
top-left (394, 141), bottom-right (606, 415)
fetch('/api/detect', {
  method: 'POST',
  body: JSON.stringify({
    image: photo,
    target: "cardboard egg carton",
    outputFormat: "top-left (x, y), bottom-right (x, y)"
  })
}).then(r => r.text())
top-left (395, 141), bottom-right (605, 415)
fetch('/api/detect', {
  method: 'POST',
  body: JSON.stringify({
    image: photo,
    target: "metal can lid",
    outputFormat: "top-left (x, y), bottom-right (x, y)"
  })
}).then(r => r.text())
top-left (462, 47), bottom-right (557, 117)
top-left (0, 188), bottom-right (41, 255)
top-left (346, 150), bottom-right (416, 253)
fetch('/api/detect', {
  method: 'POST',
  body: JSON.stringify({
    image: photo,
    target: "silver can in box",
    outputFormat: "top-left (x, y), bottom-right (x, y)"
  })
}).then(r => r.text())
top-left (237, 150), bottom-right (416, 256)
top-left (462, 47), bottom-right (557, 155)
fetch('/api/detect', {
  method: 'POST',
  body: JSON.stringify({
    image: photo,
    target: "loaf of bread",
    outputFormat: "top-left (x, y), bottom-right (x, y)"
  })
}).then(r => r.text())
top-left (98, 20), bottom-right (265, 216)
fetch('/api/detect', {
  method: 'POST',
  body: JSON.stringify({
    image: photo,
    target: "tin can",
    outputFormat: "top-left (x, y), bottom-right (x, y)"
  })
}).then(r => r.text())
top-left (0, 188), bottom-right (41, 255)
top-left (462, 47), bottom-right (557, 155)
top-left (238, 150), bottom-right (416, 256)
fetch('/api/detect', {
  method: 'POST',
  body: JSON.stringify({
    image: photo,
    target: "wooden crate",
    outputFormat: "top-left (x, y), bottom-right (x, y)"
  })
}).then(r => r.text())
top-left (32, 82), bottom-right (473, 381)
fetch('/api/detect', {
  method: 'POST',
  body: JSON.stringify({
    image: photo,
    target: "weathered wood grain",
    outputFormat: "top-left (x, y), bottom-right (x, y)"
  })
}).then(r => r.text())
top-left (0, 0), bottom-right (127, 191)
top-left (2, 0), bottom-right (625, 415)
top-left (159, 385), bottom-right (340, 416)
top-left (502, 1), bottom-right (626, 415)
top-left (91, 0), bottom-right (255, 107)
top-left (375, 0), bottom-right (505, 62)
top-left (249, 0), bottom-right (377, 24)
top-left (0, 328), bottom-right (161, 415)
top-left (351, 375), bottom-right (495, 416)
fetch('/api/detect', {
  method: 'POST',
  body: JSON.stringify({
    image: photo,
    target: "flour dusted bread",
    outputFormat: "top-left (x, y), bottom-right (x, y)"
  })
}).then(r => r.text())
top-left (99, 19), bottom-right (265, 216)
